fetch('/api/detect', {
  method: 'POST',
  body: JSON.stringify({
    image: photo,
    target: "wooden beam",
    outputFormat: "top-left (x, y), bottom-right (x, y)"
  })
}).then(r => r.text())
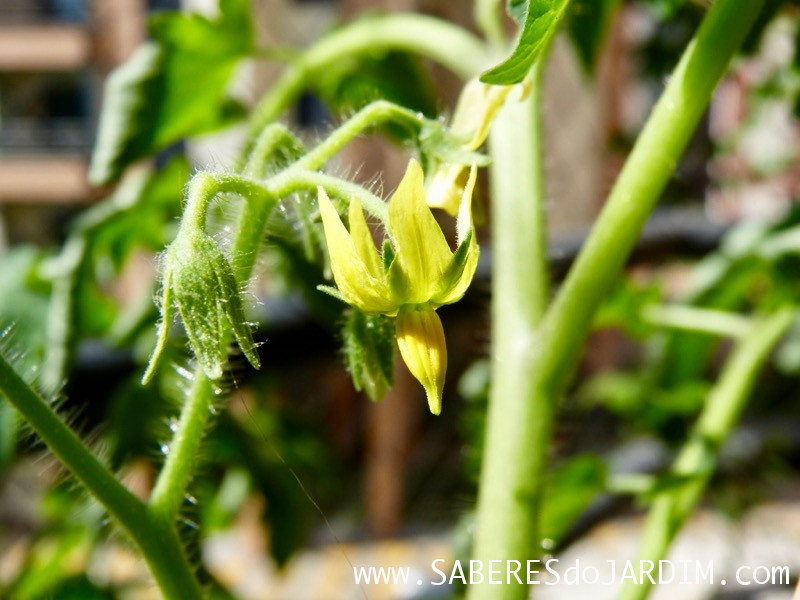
top-left (0, 157), bottom-right (90, 203)
top-left (0, 25), bottom-right (91, 71)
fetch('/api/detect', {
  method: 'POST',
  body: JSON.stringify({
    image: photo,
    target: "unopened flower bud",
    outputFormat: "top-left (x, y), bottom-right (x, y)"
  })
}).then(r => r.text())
top-left (395, 305), bottom-right (447, 415)
top-left (142, 228), bottom-right (259, 383)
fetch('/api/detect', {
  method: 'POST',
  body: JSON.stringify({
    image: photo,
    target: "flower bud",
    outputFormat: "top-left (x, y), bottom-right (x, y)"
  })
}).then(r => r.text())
top-left (142, 228), bottom-right (259, 383)
top-left (395, 305), bottom-right (447, 415)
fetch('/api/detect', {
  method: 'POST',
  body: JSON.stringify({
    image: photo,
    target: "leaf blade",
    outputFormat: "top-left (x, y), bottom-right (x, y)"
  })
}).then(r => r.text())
top-left (482, 0), bottom-right (571, 85)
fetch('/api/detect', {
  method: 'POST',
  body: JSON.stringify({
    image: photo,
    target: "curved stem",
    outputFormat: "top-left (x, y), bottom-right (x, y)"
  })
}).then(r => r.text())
top-left (619, 307), bottom-right (793, 600)
top-left (295, 100), bottom-right (423, 171)
top-left (249, 13), bottom-right (488, 135)
top-left (244, 123), bottom-right (303, 177)
top-left (0, 354), bottom-right (202, 599)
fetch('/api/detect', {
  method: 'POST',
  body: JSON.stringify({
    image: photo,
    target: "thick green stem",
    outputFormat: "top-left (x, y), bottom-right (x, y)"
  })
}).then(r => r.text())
top-left (619, 307), bottom-right (793, 600)
top-left (0, 354), bottom-right (202, 599)
top-left (249, 13), bottom-right (487, 135)
top-left (469, 2), bottom-right (764, 599)
top-left (469, 60), bottom-right (550, 600)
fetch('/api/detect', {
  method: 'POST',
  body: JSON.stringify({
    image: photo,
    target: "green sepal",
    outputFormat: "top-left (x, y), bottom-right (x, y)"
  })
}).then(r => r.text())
top-left (164, 229), bottom-right (260, 380)
top-left (381, 240), bottom-right (395, 274)
top-left (418, 120), bottom-right (491, 172)
top-left (142, 271), bottom-right (175, 385)
top-left (342, 309), bottom-right (395, 402)
top-left (434, 230), bottom-right (474, 302)
top-left (317, 285), bottom-right (347, 304)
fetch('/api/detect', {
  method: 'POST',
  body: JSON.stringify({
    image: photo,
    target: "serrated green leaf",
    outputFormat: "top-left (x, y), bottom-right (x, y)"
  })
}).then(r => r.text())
top-left (89, 1), bottom-right (253, 184)
top-left (482, 0), bottom-right (571, 85)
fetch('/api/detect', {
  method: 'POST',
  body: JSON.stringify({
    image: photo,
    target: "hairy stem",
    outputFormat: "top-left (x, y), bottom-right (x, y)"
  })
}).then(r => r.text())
top-left (469, 60), bottom-right (550, 600)
top-left (249, 13), bottom-right (487, 135)
top-left (0, 354), bottom-right (202, 599)
top-left (469, 1), bottom-right (764, 599)
top-left (619, 307), bottom-right (793, 600)
top-left (295, 100), bottom-right (423, 171)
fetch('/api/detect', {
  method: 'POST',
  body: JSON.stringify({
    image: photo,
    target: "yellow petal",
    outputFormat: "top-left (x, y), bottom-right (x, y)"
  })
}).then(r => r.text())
top-left (396, 305), bottom-right (447, 415)
top-left (348, 196), bottom-right (383, 280)
top-left (451, 79), bottom-right (513, 151)
top-left (456, 163), bottom-right (478, 246)
top-left (317, 187), bottom-right (395, 313)
top-left (434, 164), bottom-right (479, 305)
top-left (388, 159), bottom-right (453, 304)
top-left (426, 164), bottom-right (469, 217)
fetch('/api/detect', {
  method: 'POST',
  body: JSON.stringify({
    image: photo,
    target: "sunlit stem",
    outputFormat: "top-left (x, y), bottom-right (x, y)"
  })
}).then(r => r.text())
top-left (295, 100), bottom-right (424, 171)
top-left (244, 123), bottom-right (303, 177)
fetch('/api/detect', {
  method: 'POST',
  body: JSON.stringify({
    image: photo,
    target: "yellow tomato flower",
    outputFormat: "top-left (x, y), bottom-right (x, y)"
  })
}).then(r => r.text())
top-left (317, 159), bottom-right (479, 414)
top-left (427, 79), bottom-right (512, 215)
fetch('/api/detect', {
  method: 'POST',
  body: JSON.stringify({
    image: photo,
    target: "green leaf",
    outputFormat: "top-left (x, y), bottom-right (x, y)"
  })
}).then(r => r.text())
top-left (568, 0), bottom-right (620, 73)
top-left (507, 0), bottom-right (528, 25)
top-left (89, 0), bottom-right (253, 184)
top-left (539, 455), bottom-right (606, 546)
top-left (482, 0), bottom-right (571, 84)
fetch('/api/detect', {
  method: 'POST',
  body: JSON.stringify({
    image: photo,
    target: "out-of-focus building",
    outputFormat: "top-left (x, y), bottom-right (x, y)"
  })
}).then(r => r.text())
top-left (0, 0), bottom-right (154, 244)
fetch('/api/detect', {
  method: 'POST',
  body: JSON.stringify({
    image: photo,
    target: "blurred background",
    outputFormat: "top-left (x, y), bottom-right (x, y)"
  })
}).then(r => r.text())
top-left (2, 0), bottom-right (800, 598)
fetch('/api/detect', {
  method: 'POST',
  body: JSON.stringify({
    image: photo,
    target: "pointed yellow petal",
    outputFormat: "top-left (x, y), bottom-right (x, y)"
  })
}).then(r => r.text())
top-left (348, 196), bottom-right (383, 280)
top-left (434, 164), bottom-right (479, 305)
top-left (317, 187), bottom-right (395, 313)
top-left (451, 80), bottom-right (513, 150)
top-left (389, 159), bottom-right (453, 304)
top-left (456, 163), bottom-right (478, 246)
top-left (396, 306), bottom-right (447, 415)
